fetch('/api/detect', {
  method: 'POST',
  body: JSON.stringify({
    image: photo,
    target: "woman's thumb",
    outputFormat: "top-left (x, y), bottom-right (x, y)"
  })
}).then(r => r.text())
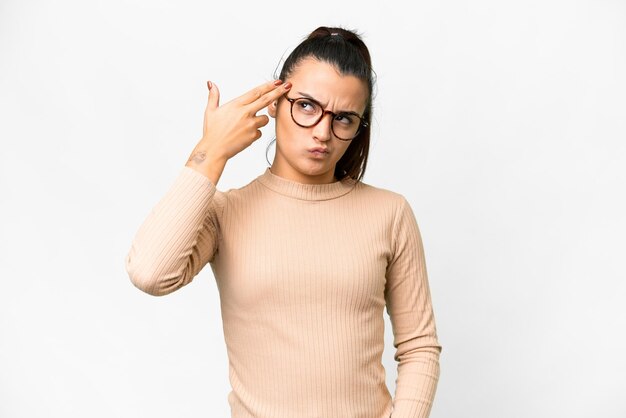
top-left (207, 80), bottom-right (220, 109)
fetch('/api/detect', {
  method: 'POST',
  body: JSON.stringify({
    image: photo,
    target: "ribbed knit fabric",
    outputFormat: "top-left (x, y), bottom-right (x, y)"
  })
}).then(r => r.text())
top-left (125, 166), bottom-right (442, 418)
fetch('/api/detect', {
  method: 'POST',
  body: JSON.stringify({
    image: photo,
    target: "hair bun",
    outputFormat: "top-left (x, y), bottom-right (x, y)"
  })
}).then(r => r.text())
top-left (308, 26), bottom-right (352, 41)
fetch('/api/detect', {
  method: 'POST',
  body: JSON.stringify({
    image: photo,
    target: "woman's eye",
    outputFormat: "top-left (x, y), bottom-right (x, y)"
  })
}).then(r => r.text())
top-left (335, 114), bottom-right (355, 125)
top-left (298, 100), bottom-right (317, 112)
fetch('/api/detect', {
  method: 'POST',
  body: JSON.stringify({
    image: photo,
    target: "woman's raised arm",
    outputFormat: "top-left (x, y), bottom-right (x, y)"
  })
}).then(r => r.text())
top-left (125, 79), bottom-right (291, 296)
top-left (185, 79), bottom-right (292, 184)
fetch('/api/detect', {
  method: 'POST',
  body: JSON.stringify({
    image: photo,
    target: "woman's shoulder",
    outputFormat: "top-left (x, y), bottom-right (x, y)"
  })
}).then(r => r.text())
top-left (349, 180), bottom-right (415, 224)
top-left (208, 174), bottom-right (268, 211)
top-left (353, 179), bottom-right (408, 205)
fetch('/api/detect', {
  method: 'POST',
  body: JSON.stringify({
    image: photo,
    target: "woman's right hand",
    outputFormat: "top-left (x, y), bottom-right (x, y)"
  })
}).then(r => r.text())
top-left (188, 79), bottom-right (292, 165)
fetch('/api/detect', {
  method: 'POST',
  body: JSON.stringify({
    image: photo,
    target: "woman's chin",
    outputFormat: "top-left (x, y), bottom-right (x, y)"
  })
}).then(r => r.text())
top-left (299, 162), bottom-right (330, 177)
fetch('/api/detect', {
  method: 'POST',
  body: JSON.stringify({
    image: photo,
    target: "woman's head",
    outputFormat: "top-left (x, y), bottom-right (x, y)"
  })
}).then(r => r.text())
top-left (267, 26), bottom-right (375, 184)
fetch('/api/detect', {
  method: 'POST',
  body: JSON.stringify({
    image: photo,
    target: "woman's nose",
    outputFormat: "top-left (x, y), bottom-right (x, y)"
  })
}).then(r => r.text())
top-left (312, 113), bottom-right (333, 141)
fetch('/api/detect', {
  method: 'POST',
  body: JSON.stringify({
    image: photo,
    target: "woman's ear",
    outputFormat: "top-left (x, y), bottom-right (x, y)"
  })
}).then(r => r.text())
top-left (268, 100), bottom-right (278, 118)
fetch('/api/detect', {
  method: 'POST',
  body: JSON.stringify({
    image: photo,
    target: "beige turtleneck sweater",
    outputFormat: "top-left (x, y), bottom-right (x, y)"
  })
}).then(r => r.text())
top-left (125, 166), bottom-right (442, 418)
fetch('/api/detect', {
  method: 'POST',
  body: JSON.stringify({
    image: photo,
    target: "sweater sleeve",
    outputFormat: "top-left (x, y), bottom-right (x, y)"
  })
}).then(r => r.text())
top-left (125, 166), bottom-right (223, 296)
top-left (385, 196), bottom-right (442, 418)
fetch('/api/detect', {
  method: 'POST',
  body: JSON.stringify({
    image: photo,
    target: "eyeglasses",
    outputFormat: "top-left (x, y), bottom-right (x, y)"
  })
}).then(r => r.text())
top-left (284, 95), bottom-right (368, 141)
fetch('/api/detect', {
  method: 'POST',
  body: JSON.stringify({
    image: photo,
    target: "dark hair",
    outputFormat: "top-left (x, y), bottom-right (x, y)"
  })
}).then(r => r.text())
top-left (266, 26), bottom-right (376, 183)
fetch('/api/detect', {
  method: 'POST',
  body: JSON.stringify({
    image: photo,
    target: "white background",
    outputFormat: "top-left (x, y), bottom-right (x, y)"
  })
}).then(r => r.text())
top-left (1, 0), bottom-right (625, 417)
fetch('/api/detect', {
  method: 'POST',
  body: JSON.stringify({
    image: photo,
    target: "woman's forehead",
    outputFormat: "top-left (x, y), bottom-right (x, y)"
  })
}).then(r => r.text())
top-left (287, 58), bottom-right (368, 110)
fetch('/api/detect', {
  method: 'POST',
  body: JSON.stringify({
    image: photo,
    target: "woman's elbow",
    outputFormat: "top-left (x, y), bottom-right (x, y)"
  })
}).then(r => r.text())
top-left (125, 255), bottom-right (178, 297)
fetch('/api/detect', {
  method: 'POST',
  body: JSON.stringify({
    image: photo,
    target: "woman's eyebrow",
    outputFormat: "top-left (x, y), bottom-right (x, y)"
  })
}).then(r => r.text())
top-left (296, 91), bottom-right (360, 114)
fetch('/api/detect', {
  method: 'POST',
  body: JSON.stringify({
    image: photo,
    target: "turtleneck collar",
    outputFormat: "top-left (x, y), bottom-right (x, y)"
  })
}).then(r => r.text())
top-left (256, 167), bottom-right (358, 201)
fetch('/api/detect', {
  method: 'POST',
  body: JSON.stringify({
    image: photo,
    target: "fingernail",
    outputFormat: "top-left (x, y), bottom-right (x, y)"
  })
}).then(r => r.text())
top-left (283, 82), bottom-right (292, 89)
top-left (273, 79), bottom-right (283, 86)
top-left (207, 80), bottom-right (213, 90)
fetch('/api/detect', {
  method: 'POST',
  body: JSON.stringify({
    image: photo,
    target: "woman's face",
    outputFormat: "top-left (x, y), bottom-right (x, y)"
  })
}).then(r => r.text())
top-left (268, 57), bottom-right (368, 184)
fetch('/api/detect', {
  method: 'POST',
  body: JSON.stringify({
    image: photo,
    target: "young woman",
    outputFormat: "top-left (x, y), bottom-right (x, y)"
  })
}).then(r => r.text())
top-left (126, 26), bottom-right (442, 418)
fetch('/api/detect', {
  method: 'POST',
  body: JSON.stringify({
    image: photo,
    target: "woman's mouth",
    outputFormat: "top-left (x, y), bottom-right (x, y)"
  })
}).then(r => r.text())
top-left (308, 147), bottom-right (329, 158)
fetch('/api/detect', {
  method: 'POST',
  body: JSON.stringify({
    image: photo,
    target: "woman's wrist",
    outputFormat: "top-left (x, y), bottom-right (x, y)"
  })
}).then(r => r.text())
top-left (185, 143), bottom-right (227, 185)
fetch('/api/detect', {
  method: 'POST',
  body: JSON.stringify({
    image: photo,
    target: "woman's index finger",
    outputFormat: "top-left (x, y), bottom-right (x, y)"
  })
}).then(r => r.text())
top-left (237, 80), bottom-right (284, 106)
top-left (247, 82), bottom-right (292, 112)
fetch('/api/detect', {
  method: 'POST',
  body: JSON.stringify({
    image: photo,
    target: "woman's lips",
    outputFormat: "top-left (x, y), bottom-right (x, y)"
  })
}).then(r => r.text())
top-left (309, 149), bottom-right (329, 158)
top-left (308, 147), bottom-right (329, 157)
